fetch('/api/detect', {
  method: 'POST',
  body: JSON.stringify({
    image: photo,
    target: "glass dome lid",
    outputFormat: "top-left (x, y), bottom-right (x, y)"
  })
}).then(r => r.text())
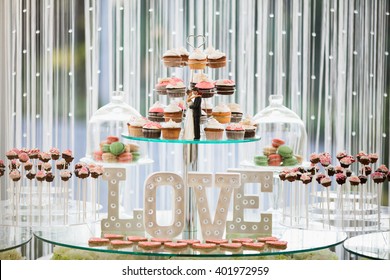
top-left (86, 91), bottom-right (141, 159)
top-left (253, 94), bottom-right (307, 161)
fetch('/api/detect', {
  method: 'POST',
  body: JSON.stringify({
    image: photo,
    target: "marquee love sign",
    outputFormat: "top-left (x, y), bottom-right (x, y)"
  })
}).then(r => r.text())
top-left (101, 168), bottom-right (273, 239)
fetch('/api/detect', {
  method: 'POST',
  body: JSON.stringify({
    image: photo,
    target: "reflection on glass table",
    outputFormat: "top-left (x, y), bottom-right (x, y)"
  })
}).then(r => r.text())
top-left (0, 225), bottom-right (31, 252)
top-left (343, 231), bottom-right (390, 260)
top-left (33, 222), bottom-right (347, 258)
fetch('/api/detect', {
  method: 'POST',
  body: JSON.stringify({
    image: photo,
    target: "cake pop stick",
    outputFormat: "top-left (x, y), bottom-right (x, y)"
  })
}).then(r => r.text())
top-left (60, 170), bottom-right (72, 225)
top-left (336, 173), bottom-right (347, 230)
top-left (372, 171), bottom-right (386, 230)
top-left (286, 172), bottom-right (297, 226)
top-left (46, 172), bottom-right (55, 225)
top-left (0, 162), bottom-right (5, 222)
top-left (279, 171), bottom-right (287, 223)
top-left (320, 176), bottom-right (332, 229)
top-left (78, 167), bottom-right (90, 222)
top-left (358, 174), bottom-right (368, 232)
top-left (349, 176), bottom-right (360, 232)
top-left (300, 173), bottom-right (312, 229)
top-left (10, 169), bottom-right (21, 226)
top-left (36, 171), bottom-right (46, 225)
top-left (26, 170), bottom-right (36, 226)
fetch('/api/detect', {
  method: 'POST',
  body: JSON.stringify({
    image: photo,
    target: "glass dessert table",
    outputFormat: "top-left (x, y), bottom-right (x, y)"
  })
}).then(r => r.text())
top-left (33, 221), bottom-right (347, 258)
top-left (343, 231), bottom-right (390, 260)
top-left (0, 225), bottom-right (31, 253)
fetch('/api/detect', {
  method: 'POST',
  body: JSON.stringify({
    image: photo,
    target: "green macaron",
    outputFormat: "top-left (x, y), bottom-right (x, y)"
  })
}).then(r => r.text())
top-left (102, 144), bottom-right (111, 153)
top-left (109, 142), bottom-right (125, 156)
top-left (131, 152), bottom-right (141, 161)
top-left (277, 145), bottom-right (293, 158)
top-left (282, 156), bottom-right (298, 166)
top-left (254, 155), bottom-right (268, 166)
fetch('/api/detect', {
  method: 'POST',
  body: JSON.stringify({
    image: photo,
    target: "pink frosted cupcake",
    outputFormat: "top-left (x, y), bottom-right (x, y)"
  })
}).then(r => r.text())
top-left (216, 79), bottom-right (235, 95)
top-left (142, 122), bottom-right (162, 139)
top-left (148, 101), bottom-right (165, 122)
top-left (225, 123), bottom-right (245, 140)
top-left (195, 80), bottom-right (215, 98)
top-left (155, 78), bottom-right (171, 95)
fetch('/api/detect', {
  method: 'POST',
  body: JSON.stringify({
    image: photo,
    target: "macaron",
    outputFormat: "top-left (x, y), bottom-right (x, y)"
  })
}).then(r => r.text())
top-left (138, 241), bottom-right (162, 250)
top-left (254, 155), bottom-right (268, 166)
top-left (263, 146), bottom-right (277, 156)
top-left (110, 240), bottom-right (133, 248)
top-left (164, 242), bottom-right (188, 250)
top-left (110, 142), bottom-right (125, 156)
top-left (242, 242), bottom-right (265, 250)
top-left (282, 156), bottom-right (298, 166)
top-left (277, 145), bottom-right (293, 158)
top-left (106, 135), bottom-right (120, 144)
top-left (192, 243), bottom-right (217, 250)
top-left (220, 243), bottom-right (242, 250)
top-left (88, 237), bottom-right (110, 246)
top-left (103, 233), bottom-right (124, 240)
top-left (117, 152), bottom-right (132, 163)
top-left (205, 239), bottom-right (229, 245)
top-left (266, 240), bottom-right (288, 249)
top-left (272, 138), bottom-right (285, 148)
top-left (268, 154), bottom-right (282, 166)
top-left (102, 144), bottom-right (111, 153)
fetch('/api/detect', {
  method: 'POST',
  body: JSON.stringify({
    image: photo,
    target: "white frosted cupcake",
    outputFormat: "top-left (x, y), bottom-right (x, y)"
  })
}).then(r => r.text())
top-left (164, 102), bottom-right (183, 123)
top-left (188, 48), bottom-right (207, 70)
top-left (128, 117), bottom-right (148, 137)
top-left (204, 118), bottom-right (224, 140)
top-left (166, 81), bottom-right (186, 98)
top-left (212, 104), bottom-right (231, 124)
top-left (161, 119), bottom-right (181, 140)
top-left (207, 50), bottom-right (226, 68)
top-left (201, 101), bottom-right (213, 117)
top-left (227, 103), bottom-right (243, 123)
top-left (176, 47), bottom-right (189, 66)
top-left (162, 48), bottom-right (182, 67)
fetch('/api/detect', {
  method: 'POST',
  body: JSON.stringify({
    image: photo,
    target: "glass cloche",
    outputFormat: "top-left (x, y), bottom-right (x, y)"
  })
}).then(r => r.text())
top-left (252, 95), bottom-right (307, 166)
top-left (86, 91), bottom-right (141, 163)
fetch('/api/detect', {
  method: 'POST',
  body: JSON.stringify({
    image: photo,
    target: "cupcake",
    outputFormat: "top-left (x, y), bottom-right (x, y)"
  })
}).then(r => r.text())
top-left (148, 101), bottom-right (165, 122)
top-left (204, 118), bottom-right (224, 140)
top-left (191, 73), bottom-right (209, 89)
top-left (207, 50), bottom-right (226, 68)
top-left (161, 119), bottom-right (181, 140)
top-left (164, 102), bottom-right (183, 123)
top-left (215, 79), bottom-right (235, 95)
top-left (195, 80), bottom-right (215, 98)
top-left (166, 81), bottom-right (186, 98)
top-left (225, 123), bottom-right (245, 140)
top-left (227, 103), bottom-right (243, 123)
top-left (201, 101), bottom-right (213, 117)
top-left (240, 115), bottom-right (258, 129)
top-left (211, 104), bottom-right (231, 124)
top-left (155, 78), bottom-right (171, 95)
top-left (128, 117), bottom-right (148, 137)
top-left (200, 110), bottom-right (207, 125)
top-left (162, 48), bottom-right (182, 67)
top-left (242, 124), bottom-right (256, 139)
top-left (176, 47), bottom-right (189, 66)
top-left (142, 121), bottom-right (162, 139)
top-left (188, 48), bottom-right (207, 70)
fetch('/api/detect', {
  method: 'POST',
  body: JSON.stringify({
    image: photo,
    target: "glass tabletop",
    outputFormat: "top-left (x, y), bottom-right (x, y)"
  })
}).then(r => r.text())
top-left (0, 226), bottom-right (32, 252)
top-left (343, 231), bottom-right (390, 260)
top-left (33, 222), bottom-right (347, 258)
top-left (122, 134), bottom-right (261, 145)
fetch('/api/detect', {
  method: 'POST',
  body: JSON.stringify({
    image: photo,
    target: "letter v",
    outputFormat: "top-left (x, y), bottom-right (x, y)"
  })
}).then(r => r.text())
top-left (188, 172), bottom-right (241, 239)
